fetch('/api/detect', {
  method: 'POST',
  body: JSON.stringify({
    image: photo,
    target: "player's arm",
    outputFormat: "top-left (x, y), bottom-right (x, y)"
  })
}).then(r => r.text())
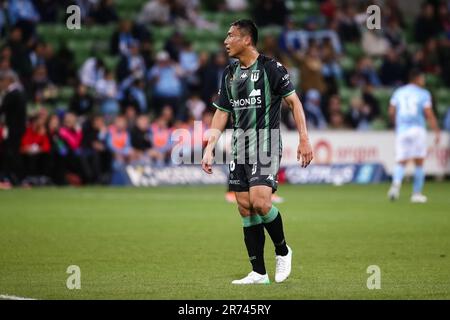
top-left (424, 107), bottom-right (441, 144)
top-left (388, 104), bottom-right (396, 127)
top-left (201, 109), bottom-right (229, 174)
top-left (284, 92), bottom-right (313, 167)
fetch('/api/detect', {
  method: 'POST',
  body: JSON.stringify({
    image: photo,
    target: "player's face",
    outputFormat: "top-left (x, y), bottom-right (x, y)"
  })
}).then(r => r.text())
top-left (224, 26), bottom-right (249, 58)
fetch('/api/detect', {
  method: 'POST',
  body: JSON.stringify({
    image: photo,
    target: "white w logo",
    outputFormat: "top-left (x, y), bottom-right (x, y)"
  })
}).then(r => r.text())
top-left (250, 71), bottom-right (259, 82)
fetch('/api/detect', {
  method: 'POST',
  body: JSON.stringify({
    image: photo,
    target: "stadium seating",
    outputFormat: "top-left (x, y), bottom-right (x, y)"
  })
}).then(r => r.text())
top-left (28, 0), bottom-right (449, 127)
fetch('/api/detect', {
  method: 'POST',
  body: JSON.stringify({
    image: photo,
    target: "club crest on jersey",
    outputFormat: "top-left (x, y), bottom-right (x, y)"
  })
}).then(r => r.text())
top-left (250, 70), bottom-right (260, 82)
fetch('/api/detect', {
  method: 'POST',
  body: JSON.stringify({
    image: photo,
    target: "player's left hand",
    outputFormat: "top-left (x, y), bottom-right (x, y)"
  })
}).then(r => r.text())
top-left (298, 137), bottom-right (313, 168)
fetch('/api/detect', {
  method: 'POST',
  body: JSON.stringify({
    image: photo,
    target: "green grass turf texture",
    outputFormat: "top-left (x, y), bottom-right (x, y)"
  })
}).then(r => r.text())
top-left (0, 183), bottom-right (449, 299)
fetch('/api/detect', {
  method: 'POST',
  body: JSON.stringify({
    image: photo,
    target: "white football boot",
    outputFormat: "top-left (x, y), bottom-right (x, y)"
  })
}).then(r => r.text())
top-left (387, 184), bottom-right (400, 201)
top-left (275, 245), bottom-right (292, 283)
top-left (231, 271), bottom-right (270, 285)
top-left (411, 193), bottom-right (427, 203)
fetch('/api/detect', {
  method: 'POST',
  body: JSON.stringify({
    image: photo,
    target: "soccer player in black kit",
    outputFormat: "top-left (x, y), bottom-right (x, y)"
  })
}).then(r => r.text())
top-left (202, 20), bottom-right (313, 284)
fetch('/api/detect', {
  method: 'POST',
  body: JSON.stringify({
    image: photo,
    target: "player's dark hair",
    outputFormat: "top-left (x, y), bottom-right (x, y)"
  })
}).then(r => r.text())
top-left (409, 68), bottom-right (423, 82)
top-left (231, 19), bottom-right (258, 46)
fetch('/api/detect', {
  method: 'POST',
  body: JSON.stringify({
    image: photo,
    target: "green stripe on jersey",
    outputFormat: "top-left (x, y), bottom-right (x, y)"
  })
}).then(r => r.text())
top-left (282, 89), bottom-right (296, 98)
top-left (248, 62), bottom-right (258, 161)
top-left (213, 102), bottom-right (231, 113)
top-left (263, 70), bottom-right (271, 153)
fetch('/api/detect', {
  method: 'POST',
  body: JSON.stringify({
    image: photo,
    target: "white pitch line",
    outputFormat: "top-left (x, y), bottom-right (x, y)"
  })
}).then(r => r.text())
top-left (0, 294), bottom-right (36, 300)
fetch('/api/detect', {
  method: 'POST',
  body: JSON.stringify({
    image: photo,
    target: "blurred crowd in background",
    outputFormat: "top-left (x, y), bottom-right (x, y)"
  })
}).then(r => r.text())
top-left (1, 0), bottom-right (450, 187)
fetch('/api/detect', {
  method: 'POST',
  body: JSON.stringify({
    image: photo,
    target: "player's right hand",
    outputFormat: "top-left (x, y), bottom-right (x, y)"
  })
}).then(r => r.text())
top-left (201, 151), bottom-right (214, 174)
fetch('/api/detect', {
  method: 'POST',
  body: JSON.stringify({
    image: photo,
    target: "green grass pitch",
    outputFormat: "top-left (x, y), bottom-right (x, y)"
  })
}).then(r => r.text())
top-left (0, 183), bottom-right (449, 299)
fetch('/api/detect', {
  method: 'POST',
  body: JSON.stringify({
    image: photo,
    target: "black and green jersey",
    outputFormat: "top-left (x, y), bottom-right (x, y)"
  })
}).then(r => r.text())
top-left (213, 54), bottom-right (295, 162)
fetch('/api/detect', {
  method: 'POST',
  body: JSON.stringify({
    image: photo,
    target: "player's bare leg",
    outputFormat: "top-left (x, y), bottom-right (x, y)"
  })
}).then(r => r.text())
top-left (388, 160), bottom-right (408, 201)
top-left (411, 158), bottom-right (427, 203)
top-left (231, 192), bottom-right (269, 285)
top-left (250, 186), bottom-right (292, 283)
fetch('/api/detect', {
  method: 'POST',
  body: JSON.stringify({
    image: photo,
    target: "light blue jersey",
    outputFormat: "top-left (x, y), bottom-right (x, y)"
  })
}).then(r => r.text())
top-left (390, 84), bottom-right (432, 134)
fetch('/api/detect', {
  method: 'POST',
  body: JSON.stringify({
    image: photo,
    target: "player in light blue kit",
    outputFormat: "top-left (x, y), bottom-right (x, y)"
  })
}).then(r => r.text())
top-left (387, 70), bottom-right (440, 203)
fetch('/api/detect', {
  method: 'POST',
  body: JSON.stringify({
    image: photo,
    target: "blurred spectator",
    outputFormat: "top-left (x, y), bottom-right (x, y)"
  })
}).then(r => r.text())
top-left (421, 39), bottom-right (442, 75)
top-left (278, 18), bottom-right (303, 55)
top-left (172, 0), bottom-right (218, 30)
top-left (384, 0), bottom-right (405, 28)
top-left (329, 111), bottom-right (346, 129)
top-left (150, 105), bottom-right (174, 163)
top-left (320, 0), bottom-right (337, 22)
top-left (59, 112), bottom-right (83, 151)
top-left (20, 112), bottom-right (51, 182)
top-left (123, 104), bottom-right (137, 126)
top-left (164, 31), bottom-right (185, 62)
top-left (110, 20), bottom-right (152, 56)
top-left (262, 34), bottom-right (282, 61)
top-left (196, 51), bottom-right (227, 107)
top-left (414, 2), bottom-right (441, 44)
top-left (346, 97), bottom-right (372, 130)
top-left (321, 37), bottom-right (342, 95)
top-left (148, 51), bottom-right (184, 117)
top-left (116, 39), bottom-right (146, 82)
top-left (137, 0), bottom-right (171, 26)
top-left (74, 0), bottom-right (95, 23)
top-left (186, 92), bottom-right (206, 121)
top-left (95, 69), bottom-right (119, 116)
top-left (140, 39), bottom-right (155, 70)
top-left (0, 69), bottom-right (27, 185)
top-left (362, 29), bottom-right (390, 57)
top-left (349, 57), bottom-right (381, 87)
top-left (69, 83), bottom-right (95, 116)
top-left (58, 112), bottom-right (83, 185)
top-left (252, 0), bottom-right (289, 27)
top-left (79, 56), bottom-right (105, 89)
top-left (80, 115), bottom-right (110, 184)
top-left (107, 115), bottom-right (132, 167)
top-left (361, 80), bottom-right (380, 121)
top-left (226, 0), bottom-right (248, 12)
top-left (32, 0), bottom-right (60, 23)
top-left (379, 49), bottom-right (406, 86)
top-left (89, 0), bottom-right (118, 25)
top-left (179, 41), bottom-right (200, 88)
top-left (0, 5), bottom-right (5, 38)
top-left (29, 40), bottom-right (47, 69)
top-left (130, 114), bottom-right (164, 165)
top-left (298, 44), bottom-right (326, 94)
top-left (111, 20), bottom-right (136, 56)
top-left (438, 1), bottom-right (450, 34)
top-left (119, 75), bottom-right (148, 114)
top-left (325, 94), bottom-right (342, 123)
top-left (8, 0), bottom-right (40, 42)
top-left (111, 19), bottom-right (137, 55)
top-left (28, 64), bottom-right (58, 104)
top-left (0, 56), bottom-right (11, 72)
top-left (336, 4), bottom-right (360, 42)
top-left (46, 113), bottom-right (65, 184)
top-left (7, 27), bottom-right (32, 79)
top-left (304, 89), bottom-right (327, 130)
top-left (58, 113), bottom-right (83, 184)
top-left (50, 43), bottom-right (77, 86)
top-left (383, 17), bottom-right (407, 54)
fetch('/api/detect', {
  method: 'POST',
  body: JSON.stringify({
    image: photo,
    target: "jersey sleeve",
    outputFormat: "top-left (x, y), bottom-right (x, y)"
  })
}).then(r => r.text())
top-left (266, 60), bottom-right (296, 98)
top-left (389, 90), bottom-right (399, 108)
top-left (422, 90), bottom-right (432, 109)
top-left (212, 67), bottom-right (232, 113)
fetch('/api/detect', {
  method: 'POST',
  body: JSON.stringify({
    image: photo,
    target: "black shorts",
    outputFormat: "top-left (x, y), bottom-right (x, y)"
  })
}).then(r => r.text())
top-left (228, 157), bottom-right (281, 193)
